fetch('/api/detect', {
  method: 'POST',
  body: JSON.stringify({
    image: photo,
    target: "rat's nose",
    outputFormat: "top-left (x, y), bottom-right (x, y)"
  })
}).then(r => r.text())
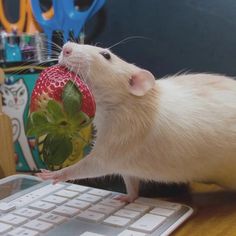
top-left (62, 46), bottom-right (72, 57)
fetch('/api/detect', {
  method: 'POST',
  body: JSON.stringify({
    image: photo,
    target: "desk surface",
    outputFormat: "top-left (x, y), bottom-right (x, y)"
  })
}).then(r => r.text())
top-left (169, 183), bottom-right (236, 236)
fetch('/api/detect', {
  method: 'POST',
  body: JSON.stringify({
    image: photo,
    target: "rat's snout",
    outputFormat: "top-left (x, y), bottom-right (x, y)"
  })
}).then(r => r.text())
top-left (62, 45), bottom-right (72, 57)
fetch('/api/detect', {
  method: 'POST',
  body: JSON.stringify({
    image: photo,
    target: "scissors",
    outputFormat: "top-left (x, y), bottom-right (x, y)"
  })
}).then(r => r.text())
top-left (0, 0), bottom-right (24, 61)
top-left (0, 0), bottom-right (53, 34)
top-left (0, 0), bottom-right (26, 33)
top-left (25, 0), bottom-right (44, 34)
top-left (60, 0), bottom-right (106, 42)
top-left (31, 0), bottom-right (64, 54)
top-left (31, 0), bottom-right (105, 49)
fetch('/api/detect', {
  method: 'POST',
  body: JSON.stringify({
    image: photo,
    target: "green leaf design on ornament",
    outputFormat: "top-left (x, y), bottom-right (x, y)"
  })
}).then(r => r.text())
top-left (42, 134), bottom-right (73, 166)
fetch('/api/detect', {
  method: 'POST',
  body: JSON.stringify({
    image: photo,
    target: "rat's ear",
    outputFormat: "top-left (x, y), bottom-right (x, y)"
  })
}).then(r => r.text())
top-left (128, 70), bottom-right (155, 96)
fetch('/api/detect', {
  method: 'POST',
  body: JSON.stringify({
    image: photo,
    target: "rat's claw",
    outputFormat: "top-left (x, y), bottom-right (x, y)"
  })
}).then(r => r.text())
top-left (36, 172), bottom-right (53, 180)
top-left (114, 194), bottom-right (137, 203)
top-left (36, 169), bottom-right (67, 183)
top-left (40, 169), bottom-right (51, 173)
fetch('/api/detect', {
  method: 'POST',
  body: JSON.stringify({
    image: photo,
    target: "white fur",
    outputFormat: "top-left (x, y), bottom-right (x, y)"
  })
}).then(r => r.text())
top-left (40, 43), bottom-right (236, 201)
top-left (142, 74), bottom-right (236, 186)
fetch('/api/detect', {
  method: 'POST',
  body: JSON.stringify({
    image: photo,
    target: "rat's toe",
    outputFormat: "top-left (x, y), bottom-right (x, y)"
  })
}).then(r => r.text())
top-left (114, 194), bottom-right (137, 203)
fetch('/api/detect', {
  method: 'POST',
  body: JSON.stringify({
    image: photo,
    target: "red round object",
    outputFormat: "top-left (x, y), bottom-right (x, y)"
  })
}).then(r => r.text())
top-left (30, 65), bottom-right (96, 118)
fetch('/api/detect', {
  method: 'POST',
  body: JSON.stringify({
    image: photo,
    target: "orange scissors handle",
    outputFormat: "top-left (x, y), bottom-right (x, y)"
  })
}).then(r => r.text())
top-left (43, 6), bottom-right (54, 19)
top-left (25, 0), bottom-right (41, 34)
top-left (25, 0), bottom-right (54, 34)
top-left (0, 0), bottom-right (27, 33)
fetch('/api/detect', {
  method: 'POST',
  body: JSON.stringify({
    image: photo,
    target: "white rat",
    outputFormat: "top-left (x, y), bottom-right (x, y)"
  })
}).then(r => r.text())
top-left (38, 42), bottom-right (236, 202)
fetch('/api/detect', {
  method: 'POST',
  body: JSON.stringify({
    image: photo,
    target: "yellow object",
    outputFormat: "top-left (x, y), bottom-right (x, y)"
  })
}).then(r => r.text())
top-left (62, 125), bottom-right (93, 168)
top-left (0, 68), bottom-right (16, 178)
top-left (37, 124), bottom-right (93, 171)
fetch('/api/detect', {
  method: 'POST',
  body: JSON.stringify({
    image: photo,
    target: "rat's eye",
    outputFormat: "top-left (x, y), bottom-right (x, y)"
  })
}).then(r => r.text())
top-left (100, 51), bottom-right (111, 60)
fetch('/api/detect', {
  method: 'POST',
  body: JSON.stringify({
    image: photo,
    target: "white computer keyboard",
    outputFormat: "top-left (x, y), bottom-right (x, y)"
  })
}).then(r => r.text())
top-left (0, 175), bottom-right (193, 236)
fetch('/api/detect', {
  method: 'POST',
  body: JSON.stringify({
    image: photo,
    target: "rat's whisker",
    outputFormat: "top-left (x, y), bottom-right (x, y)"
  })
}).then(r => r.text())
top-left (41, 37), bottom-right (63, 51)
top-left (36, 60), bottom-right (57, 67)
top-left (1, 60), bottom-right (49, 76)
top-left (37, 48), bottom-right (60, 54)
top-left (108, 36), bottom-right (155, 50)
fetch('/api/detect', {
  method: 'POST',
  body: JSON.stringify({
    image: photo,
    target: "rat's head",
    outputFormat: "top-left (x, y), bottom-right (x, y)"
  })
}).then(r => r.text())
top-left (59, 42), bottom-right (155, 104)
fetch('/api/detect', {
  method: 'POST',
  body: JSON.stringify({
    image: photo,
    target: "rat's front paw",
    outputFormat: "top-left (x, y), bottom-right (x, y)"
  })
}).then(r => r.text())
top-left (36, 169), bottom-right (67, 184)
top-left (114, 194), bottom-right (138, 203)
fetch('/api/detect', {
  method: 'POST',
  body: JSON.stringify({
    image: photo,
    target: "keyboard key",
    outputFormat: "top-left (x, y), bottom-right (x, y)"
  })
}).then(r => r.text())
top-left (8, 199), bottom-right (25, 208)
top-left (52, 206), bottom-right (80, 217)
top-left (88, 189), bottom-right (111, 197)
top-left (54, 190), bottom-right (79, 199)
top-left (150, 207), bottom-right (176, 217)
top-left (39, 213), bottom-right (67, 224)
top-left (157, 202), bottom-right (181, 211)
top-left (125, 203), bottom-right (150, 213)
top-left (0, 214), bottom-right (28, 226)
top-left (103, 215), bottom-right (131, 227)
top-left (77, 194), bottom-right (102, 203)
top-left (80, 232), bottom-right (105, 236)
top-left (42, 195), bottom-right (68, 205)
top-left (89, 204), bottom-right (116, 215)
top-left (10, 184), bottom-right (64, 207)
top-left (129, 214), bottom-right (166, 233)
top-left (66, 185), bottom-right (89, 193)
top-left (77, 210), bottom-right (105, 223)
top-left (114, 209), bottom-right (141, 219)
top-left (66, 199), bottom-right (91, 210)
top-left (7, 227), bottom-right (39, 236)
top-left (23, 219), bottom-right (53, 233)
top-left (135, 197), bottom-right (164, 206)
top-left (29, 201), bottom-right (56, 212)
top-left (100, 199), bottom-right (126, 209)
top-left (118, 230), bottom-right (146, 236)
top-left (0, 222), bottom-right (12, 234)
top-left (0, 202), bottom-right (16, 213)
top-left (13, 208), bottom-right (41, 219)
top-left (135, 198), bottom-right (181, 210)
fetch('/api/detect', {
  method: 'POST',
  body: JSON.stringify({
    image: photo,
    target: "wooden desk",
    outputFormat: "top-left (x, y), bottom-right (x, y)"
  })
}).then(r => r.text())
top-left (168, 183), bottom-right (236, 236)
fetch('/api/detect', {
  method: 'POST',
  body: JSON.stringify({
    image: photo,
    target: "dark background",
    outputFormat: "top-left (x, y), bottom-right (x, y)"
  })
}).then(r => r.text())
top-left (86, 0), bottom-right (236, 78)
top-left (2, 0), bottom-right (236, 77)
top-left (81, 0), bottom-right (236, 195)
